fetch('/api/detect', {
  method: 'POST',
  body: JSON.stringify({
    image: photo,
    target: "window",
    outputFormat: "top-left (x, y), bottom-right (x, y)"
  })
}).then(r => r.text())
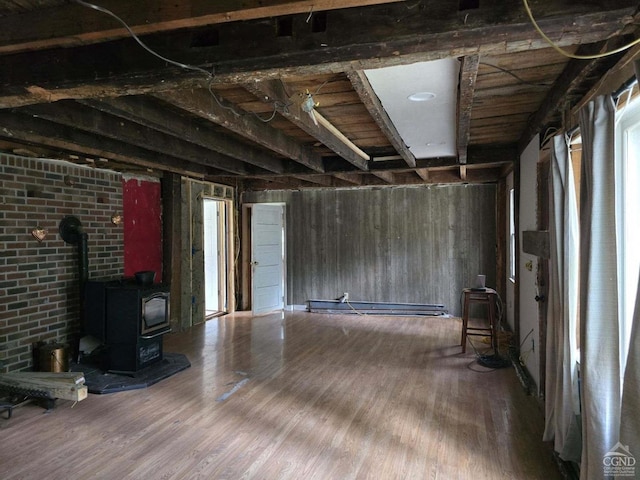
top-left (615, 89), bottom-right (640, 372)
top-left (567, 88), bottom-right (640, 367)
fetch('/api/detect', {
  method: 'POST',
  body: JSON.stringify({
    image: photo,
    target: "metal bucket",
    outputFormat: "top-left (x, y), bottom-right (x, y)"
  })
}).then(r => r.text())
top-left (38, 343), bottom-right (69, 372)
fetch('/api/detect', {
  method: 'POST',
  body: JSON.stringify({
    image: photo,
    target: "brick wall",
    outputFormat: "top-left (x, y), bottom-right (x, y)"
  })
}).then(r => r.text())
top-left (0, 155), bottom-right (124, 372)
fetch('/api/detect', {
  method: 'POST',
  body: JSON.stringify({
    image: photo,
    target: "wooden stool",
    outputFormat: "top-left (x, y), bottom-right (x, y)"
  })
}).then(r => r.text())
top-left (461, 288), bottom-right (497, 353)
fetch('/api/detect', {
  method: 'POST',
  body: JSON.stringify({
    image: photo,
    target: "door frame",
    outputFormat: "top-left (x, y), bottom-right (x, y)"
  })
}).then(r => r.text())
top-left (203, 197), bottom-right (230, 318)
top-left (180, 179), bottom-right (236, 329)
top-left (241, 202), bottom-right (287, 312)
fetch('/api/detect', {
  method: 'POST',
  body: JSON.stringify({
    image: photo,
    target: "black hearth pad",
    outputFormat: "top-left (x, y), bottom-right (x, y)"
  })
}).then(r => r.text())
top-left (70, 353), bottom-right (191, 394)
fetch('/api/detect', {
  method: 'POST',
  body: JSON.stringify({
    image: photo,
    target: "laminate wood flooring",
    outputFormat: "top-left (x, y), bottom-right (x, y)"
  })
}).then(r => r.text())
top-left (0, 311), bottom-right (561, 479)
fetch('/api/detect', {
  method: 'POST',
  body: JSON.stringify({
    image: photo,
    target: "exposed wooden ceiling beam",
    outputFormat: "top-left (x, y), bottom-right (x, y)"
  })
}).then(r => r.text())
top-left (0, 0), bottom-right (405, 55)
top-left (432, 167), bottom-right (501, 184)
top-left (289, 175), bottom-right (341, 187)
top-left (0, 110), bottom-right (212, 177)
top-left (240, 172), bottom-right (363, 190)
top-left (6, 0), bottom-right (629, 54)
top-left (221, 144), bottom-right (516, 183)
top-left (459, 164), bottom-right (468, 181)
top-left (333, 172), bottom-right (364, 185)
top-left (80, 96), bottom-right (286, 173)
top-left (415, 168), bottom-right (430, 182)
top-left (20, 101), bottom-right (253, 175)
top-left (155, 88), bottom-right (326, 173)
top-left (347, 70), bottom-right (416, 168)
top-left (0, 141), bottom-right (53, 160)
top-left (518, 36), bottom-right (637, 151)
top-left (368, 144), bottom-right (517, 171)
top-left (500, 162), bottom-right (514, 178)
top-left (457, 54), bottom-right (479, 165)
top-left (242, 176), bottom-right (315, 191)
top-left (224, 165), bottom-right (504, 189)
top-left (371, 171), bottom-right (396, 184)
top-left (571, 41), bottom-right (640, 129)
top-left (244, 79), bottom-right (369, 170)
top-left (0, 4), bottom-right (634, 108)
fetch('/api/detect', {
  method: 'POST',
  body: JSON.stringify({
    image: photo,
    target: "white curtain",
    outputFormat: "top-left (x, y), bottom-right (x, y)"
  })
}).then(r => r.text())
top-left (578, 95), bottom-right (620, 480)
top-left (619, 59), bottom-right (640, 469)
top-left (543, 134), bottom-right (581, 462)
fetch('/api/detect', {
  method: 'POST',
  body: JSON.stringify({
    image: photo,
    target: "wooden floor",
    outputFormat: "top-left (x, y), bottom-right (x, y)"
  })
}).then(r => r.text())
top-left (0, 312), bottom-right (561, 479)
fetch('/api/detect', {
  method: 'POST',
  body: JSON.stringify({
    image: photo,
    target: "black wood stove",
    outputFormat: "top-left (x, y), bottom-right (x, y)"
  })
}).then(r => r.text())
top-left (84, 279), bottom-right (171, 374)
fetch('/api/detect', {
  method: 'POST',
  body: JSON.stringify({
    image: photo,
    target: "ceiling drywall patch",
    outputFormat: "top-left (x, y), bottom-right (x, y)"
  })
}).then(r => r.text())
top-left (364, 58), bottom-right (460, 159)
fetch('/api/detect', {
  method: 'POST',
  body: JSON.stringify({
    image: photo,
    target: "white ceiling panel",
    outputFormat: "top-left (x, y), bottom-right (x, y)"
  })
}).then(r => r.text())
top-left (364, 58), bottom-right (460, 159)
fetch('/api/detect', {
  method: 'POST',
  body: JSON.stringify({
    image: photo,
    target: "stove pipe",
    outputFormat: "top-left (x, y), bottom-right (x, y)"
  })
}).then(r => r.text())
top-left (59, 215), bottom-right (88, 286)
top-left (59, 216), bottom-right (89, 343)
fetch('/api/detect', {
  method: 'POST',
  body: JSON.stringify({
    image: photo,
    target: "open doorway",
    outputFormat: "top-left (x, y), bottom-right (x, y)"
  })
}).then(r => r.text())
top-left (204, 198), bottom-right (229, 318)
top-left (179, 179), bottom-right (235, 328)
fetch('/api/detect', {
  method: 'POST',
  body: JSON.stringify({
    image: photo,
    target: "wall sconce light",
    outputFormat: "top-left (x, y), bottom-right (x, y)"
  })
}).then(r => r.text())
top-left (31, 226), bottom-right (47, 242)
top-left (64, 175), bottom-right (77, 186)
top-left (110, 213), bottom-right (123, 225)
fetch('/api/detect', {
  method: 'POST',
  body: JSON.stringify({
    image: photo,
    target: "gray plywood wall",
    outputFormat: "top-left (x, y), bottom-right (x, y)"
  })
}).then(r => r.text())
top-left (243, 184), bottom-right (496, 316)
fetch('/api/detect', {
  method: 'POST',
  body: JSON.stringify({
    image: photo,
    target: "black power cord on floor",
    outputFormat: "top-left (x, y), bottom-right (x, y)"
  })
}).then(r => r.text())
top-left (477, 353), bottom-right (511, 369)
top-left (466, 332), bottom-right (512, 370)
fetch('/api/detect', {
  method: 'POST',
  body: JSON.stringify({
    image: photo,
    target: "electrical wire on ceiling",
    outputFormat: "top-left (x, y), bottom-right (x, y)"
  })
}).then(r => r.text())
top-left (479, 62), bottom-right (551, 87)
top-left (523, 0), bottom-right (640, 60)
top-left (72, 0), bottom-right (209, 75)
top-left (71, 0), bottom-right (282, 123)
top-left (540, 126), bottom-right (560, 149)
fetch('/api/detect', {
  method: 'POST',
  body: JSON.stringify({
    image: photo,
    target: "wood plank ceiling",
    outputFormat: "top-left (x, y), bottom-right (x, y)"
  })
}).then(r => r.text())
top-left (0, 0), bottom-right (638, 190)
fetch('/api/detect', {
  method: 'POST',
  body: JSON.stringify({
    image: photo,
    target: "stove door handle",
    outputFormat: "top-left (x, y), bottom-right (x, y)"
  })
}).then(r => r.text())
top-left (141, 327), bottom-right (171, 339)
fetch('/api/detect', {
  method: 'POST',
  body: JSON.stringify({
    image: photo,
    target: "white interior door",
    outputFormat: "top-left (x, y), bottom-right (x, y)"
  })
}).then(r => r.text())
top-left (251, 204), bottom-right (284, 315)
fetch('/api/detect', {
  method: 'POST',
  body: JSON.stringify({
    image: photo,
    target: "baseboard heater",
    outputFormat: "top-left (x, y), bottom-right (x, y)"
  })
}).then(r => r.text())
top-left (307, 299), bottom-right (447, 316)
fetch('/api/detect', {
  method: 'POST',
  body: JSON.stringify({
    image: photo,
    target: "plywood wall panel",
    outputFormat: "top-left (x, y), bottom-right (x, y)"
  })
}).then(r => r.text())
top-left (244, 184), bottom-right (496, 316)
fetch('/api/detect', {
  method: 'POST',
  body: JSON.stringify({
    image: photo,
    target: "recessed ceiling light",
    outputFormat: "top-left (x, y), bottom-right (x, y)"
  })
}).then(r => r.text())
top-left (407, 91), bottom-right (436, 102)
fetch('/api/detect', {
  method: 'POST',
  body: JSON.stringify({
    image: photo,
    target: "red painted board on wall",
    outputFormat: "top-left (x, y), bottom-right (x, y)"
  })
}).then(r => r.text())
top-left (123, 177), bottom-right (163, 281)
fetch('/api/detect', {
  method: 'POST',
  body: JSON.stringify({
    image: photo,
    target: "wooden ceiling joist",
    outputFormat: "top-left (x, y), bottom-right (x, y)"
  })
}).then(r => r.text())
top-left (332, 172), bottom-right (364, 185)
top-left (0, 4), bottom-right (635, 109)
top-left (459, 164), bottom-right (468, 181)
top-left (518, 37), bottom-right (638, 151)
top-left (289, 175), bottom-right (336, 187)
top-left (571, 42), bottom-right (640, 125)
top-left (19, 101), bottom-right (253, 175)
top-left (0, 1), bottom-right (634, 190)
top-left (371, 171), bottom-right (396, 184)
top-left (228, 144), bottom-right (515, 185)
top-left (0, 110), bottom-right (211, 177)
top-left (347, 69), bottom-right (416, 168)
top-left (243, 79), bottom-right (370, 171)
top-left (457, 54), bottom-right (479, 165)
top-left (155, 88), bottom-right (326, 173)
top-left (239, 166), bottom-right (504, 190)
top-left (0, 0), bottom-right (406, 55)
top-left (80, 96), bottom-right (286, 174)
top-left (415, 168), bottom-right (430, 182)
